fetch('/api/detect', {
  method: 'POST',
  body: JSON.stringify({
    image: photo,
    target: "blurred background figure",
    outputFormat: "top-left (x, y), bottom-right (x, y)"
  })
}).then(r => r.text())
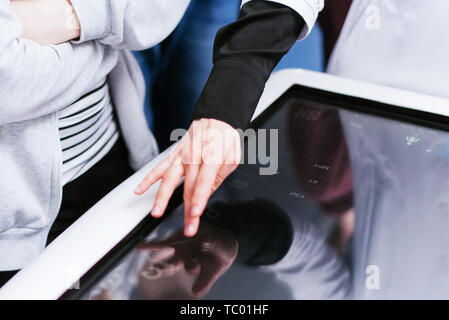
top-left (134, 0), bottom-right (352, 150)
top-left (317, 0), bottom-right (352, 65)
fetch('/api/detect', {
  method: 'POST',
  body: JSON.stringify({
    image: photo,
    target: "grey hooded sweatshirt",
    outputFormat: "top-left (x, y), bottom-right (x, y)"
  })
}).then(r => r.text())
top-left (0, 0), bottom-right (190, 270)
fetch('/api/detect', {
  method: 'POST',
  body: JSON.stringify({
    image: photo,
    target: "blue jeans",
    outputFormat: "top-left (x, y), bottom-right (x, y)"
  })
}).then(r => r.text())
top-left (134, 0), bottom-right (240, 150)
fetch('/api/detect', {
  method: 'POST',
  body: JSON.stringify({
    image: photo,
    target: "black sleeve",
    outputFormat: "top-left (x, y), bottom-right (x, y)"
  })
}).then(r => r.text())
top-left (191, 0), bottom-right (305, 129)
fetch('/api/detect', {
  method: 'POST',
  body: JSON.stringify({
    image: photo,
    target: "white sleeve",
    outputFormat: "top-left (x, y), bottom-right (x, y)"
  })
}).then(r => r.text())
top-left (241, 0), bottom-right (324, 39)
top-left (70, 0), bottom-right (191, 50)
top-left (0, 0), bottom-right (110, 125)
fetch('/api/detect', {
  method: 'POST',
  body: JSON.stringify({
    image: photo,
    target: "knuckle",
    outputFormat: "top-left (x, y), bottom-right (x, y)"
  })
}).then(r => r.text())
top-left (143, 174), bottom-right (156, 185)
top-left (159, 181), bottom-right (173, 195)
top-left (192, 189), bottom-right (206, 201)
top-left (196, 176), bottom-right (209, 187)
top-left (142, 174), bottom-right (152, 184)
top-left (183, 184), bottom-right (194, 196)
top-left (154, 195), bottom-right (167, 207)
top-left (156, 187), bottom-right (169, 199)
top-left (154, 164), bottom-right (166, 176)
top-left (214, 175), bottom-right (224, 188)
top-left (202, 145), bottom-right (219, 164)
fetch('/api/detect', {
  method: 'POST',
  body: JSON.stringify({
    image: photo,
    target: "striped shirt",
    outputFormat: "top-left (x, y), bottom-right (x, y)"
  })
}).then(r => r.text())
top-left (58, 78), bottom-right (119, 186)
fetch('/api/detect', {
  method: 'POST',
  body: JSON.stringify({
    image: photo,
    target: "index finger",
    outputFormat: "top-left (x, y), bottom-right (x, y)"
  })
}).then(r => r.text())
top-left (135, 158), bottom-right (171, 195)
top-left (189, 163), bottom-right (221, 219)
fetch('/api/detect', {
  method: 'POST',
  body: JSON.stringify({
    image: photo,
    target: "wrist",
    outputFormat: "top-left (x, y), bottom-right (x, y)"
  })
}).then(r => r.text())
top-left (69, 0), bottom-right (110, 43)
top-left (191, 60), bottom-right (266, 130)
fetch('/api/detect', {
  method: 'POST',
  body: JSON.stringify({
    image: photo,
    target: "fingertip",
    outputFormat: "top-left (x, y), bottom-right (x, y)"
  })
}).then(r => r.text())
top-left (184, 223), bottom-right (197, 237)
top-left (151, 205), bottom-right (163, 218)
top-left (191, 285), bottom-right (208, 297)
top-left (134, 183), bottom-right (147, 195)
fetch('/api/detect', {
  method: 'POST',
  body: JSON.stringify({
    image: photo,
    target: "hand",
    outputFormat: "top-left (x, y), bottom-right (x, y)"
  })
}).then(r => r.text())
top-left (135, 118), bottom-right (241, 237)
top-left (11, 0), bottom-right (80, 45)
top-left (138, 223), bottom-right (238, 297)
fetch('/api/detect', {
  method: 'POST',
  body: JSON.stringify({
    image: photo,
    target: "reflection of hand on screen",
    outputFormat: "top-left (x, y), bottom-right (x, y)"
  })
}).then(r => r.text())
top-left (138, 222), bottom-right (238, 298)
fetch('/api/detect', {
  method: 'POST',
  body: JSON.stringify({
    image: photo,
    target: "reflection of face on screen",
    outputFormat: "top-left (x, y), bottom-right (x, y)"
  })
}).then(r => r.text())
top-left (82, 87), bottom-right (449, 300)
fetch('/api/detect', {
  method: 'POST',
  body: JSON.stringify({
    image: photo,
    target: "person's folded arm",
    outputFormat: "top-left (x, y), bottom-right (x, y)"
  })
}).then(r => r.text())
top-left (69, 0), bottom-right (190, 50)
top-left (10, 0), bottom-right (190, 50)
top-left (10, 0), bottom-right (80, 45)
top-left (0, 0), bottom-right (112, 125)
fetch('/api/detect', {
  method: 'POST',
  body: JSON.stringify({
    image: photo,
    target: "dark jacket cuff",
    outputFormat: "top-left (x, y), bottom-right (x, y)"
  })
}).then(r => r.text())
top-left (191, 59), bottom-right (266, 129)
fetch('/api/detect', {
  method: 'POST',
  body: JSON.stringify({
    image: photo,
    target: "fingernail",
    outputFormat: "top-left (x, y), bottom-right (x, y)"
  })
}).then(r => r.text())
top-left (135, 185), bottom-right (143, 194)
top-left (185, 224), bottom-right (195, 237)
top-left (191, 205), bottom-right (201, 217)
top-left (152, 205), bottom-right (162, 217)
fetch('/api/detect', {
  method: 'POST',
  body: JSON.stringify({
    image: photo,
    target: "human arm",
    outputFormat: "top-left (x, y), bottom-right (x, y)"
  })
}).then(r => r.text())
top-left (10, 0), bottom-right (80, 45)
top-left (0, 0), bottom-right (113, 125)
top-left (11, 0), bottom-right (190, 49)
top-left (69, 0), bottom-right (190, 50)
top-left (135, 0), bottom-right (323, 236)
